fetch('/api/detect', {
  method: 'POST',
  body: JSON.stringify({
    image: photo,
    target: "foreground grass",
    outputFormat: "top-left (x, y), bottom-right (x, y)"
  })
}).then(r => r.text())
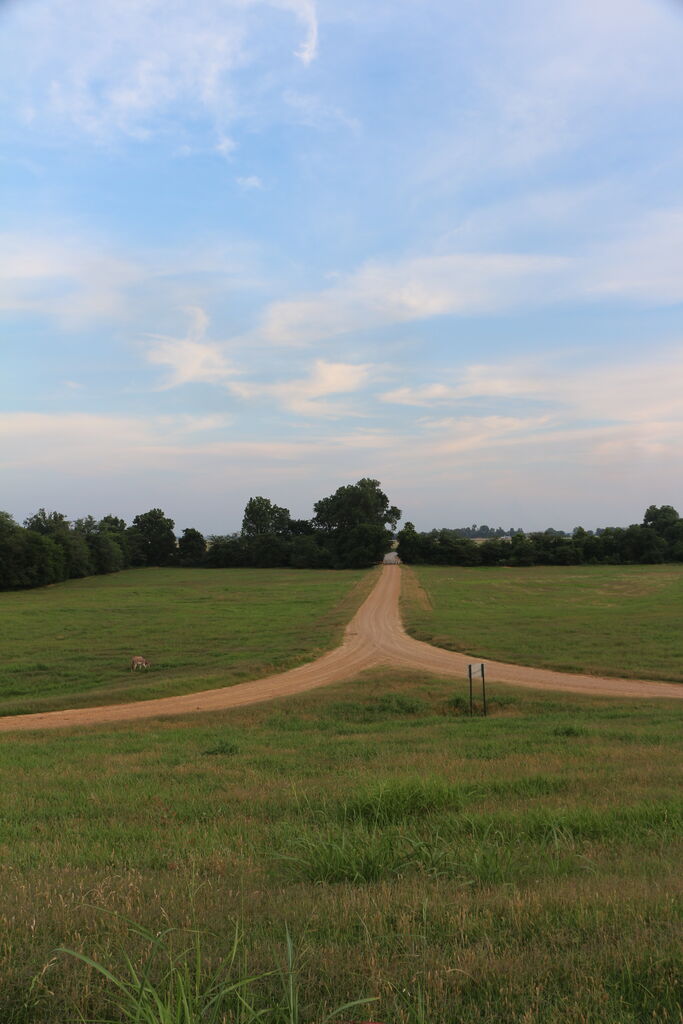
top-left (403, 564), bottom-right (683, 682)
top-left (0, 669), bottom-right (681, 1022)
top-left (0, 567), bottom-right (373, 715)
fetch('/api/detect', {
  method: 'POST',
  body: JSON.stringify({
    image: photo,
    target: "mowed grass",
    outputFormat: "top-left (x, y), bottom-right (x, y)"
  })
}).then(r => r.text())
top-left (0, 567), bottom-right (374, 715)
top-left (403, 564), bottom-right (683, 682)
top-left (0, 670), bottom-right (681, 1022)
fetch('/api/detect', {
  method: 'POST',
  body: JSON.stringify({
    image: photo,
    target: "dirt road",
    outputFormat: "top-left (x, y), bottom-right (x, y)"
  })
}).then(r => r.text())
top-left (0, 565), bottom-right (681, 733)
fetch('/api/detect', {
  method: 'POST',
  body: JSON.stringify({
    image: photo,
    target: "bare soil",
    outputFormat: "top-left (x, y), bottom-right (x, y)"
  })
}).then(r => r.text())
top-left (1, 565), bottom-right (680, 732)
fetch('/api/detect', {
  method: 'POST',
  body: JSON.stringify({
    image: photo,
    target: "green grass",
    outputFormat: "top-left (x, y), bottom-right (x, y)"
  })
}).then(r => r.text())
top-left (403, 563), bottom-right (683, 682)
top-left (0, 567), bottom-right (373, 715)
top-left (0, 668), bottom-right (681, 1022)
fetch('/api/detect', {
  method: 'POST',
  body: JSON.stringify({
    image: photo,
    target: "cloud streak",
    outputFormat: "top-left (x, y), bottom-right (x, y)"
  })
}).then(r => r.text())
top-left (4, 0), bottom-right (319, 143)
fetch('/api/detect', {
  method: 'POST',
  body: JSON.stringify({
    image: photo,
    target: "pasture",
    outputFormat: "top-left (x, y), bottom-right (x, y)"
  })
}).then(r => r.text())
top-left (0, 668), bottom-right (681, 1022)
top-left (0, 567), bottom-right (373, 716)
top-left (1, 564), bottom-right (681, 1021)
top-left (402, 564), bottom-right (683, 682)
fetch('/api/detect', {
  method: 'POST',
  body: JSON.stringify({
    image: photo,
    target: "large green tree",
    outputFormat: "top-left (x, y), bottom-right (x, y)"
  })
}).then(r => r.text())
top-left (643, 505), bottom-right (680, 535)
top-left (178, 527), bottom-right (207, 565)
top-left (313, 478), bottom-right (400, 534)
top-left (313, 478), bottom-right (401, 568)
top-left (128, 509), bottom-right (176, 566)
top-left (241, 496), bottom-right (292, 537)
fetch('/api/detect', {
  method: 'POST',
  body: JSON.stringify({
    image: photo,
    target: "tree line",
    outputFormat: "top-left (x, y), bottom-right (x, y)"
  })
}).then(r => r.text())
top-left (0, 479), bottom-right (400, 590)
top-left (2, 488), bottom-right (682, 591)
top-left (396, 505), bottom-right (683, 566)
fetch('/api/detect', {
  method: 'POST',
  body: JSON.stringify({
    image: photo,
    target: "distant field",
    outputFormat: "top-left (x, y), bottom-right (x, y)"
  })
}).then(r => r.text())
top-left (0, 567), bottom-right (373, 716)
top-left (402, 564), bottom-right (683, 682)
top-left (0, 670), bottom-right (680, 1022)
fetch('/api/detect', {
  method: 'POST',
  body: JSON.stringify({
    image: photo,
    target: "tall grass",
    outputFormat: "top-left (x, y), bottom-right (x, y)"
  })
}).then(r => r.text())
top-left (1, 667), bottom-right (681, 1022)
top-left (58, 917), bottom-right (377, 1024)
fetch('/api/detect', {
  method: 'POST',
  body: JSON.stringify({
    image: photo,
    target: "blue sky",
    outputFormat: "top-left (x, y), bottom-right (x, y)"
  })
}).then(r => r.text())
top-left (2, 0), bottom-right (683, 534)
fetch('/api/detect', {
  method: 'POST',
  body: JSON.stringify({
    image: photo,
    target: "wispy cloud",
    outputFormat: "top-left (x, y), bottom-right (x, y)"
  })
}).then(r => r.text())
top-left (0, 411), bottom-right (231, 472)
top-left (0, 231), bottom-right (268, 327)
top-left (0, 231), bottom-right (141, 325)
top-left (143, 309), bottom-right (373, 416)
top-left (237, 199), bottom-right (683, 347)
top-left (145, 307), bottom-right (241, 389)
top-left (277, 0), bottom-right (319, 64)
top-left (382, 346), bottom-right (683, 445)
top-left (231, 358), bottom-right (375, 416)
top-left (413, 0), bottom-right (683, 187)
top-left (4, 0), bottom-right (319, 143)
top-left (236, 175), bottom-right (264, 190)
top-left (249, 251), bottom-right (567, 346)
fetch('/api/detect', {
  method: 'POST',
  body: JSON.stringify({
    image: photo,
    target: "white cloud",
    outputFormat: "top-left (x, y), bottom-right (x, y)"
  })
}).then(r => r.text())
top-left (145, 307), bottom-right (240, 388)
top-left (382, 365), bottom-right (548, 406)
top-left (216, 136), bottom-right (237, 158)
top-left (277, 0), bottom-right (319, 64)
top-left (236, 175), bottom-right (264, 189)
top-left (236, 200), bottom-right (683, 348)
top-left (142, 308), bottom-right (372, 417)
top-left (381, 347), bottom-right (683, 457)
top-left (3, 0), bottom-right (319, 143)
top-left (232, 358), bottom-right (374, 416)
top-left (0, 411), bottom-right (389, 483)
top-left (147, 338), bottom-right (239, 389)
top-left (0, 411), bottom-right (230, 472)
top-left (0, 231), bottom-right (268, 327)
top-left (249, 251), bottom-right (567, 347)
top-left (0, 231), bottom-right (141, 325)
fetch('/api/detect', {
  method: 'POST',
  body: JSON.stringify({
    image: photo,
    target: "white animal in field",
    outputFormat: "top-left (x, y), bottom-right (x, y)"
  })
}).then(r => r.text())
top-left (130, 655), bottom-right (151, 671)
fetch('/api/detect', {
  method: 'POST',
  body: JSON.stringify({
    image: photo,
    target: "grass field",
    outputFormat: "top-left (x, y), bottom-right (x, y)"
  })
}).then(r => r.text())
top-left (402, 564), bottom-right (683, 682)
top-left (0, 668), bottom-right (681, 1022)
top-left (0, 567), bottom-right (373, 716)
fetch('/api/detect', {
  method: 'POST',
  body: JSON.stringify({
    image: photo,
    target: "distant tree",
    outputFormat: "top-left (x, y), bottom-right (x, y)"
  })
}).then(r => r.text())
top-left (204, 534), bottom-right (248, 568)
top-left (241, 497), bottom-right (292, 537)
top-left (23, 508), bottom-right (70, 536)
top-left (314, 478), bottom-right (401, 535)
top-left (16, 531), bottom-right (65, 588)
top-left (288, 518), bottom-right (315, 536)
top-left (99, 514), bottom-right (128, 535)
top-left (0, 512), bottom-right (23, 589)
top-left (643, 505), bottom-right (680, 536)
top-left (509, 532), bottom-right (535, 566)
top-left (73, 515), bottom-right (98, 536)
top-left (98, 515), bottom-right (130, 566)
top-left (313, 479), bottom-right (401, 568)
top-left (88, 531), bottom-right (126, 574)
top-left (178, 527), bottom-right (206, 565)
top-left (128, 509), bottom-right (176, 566)
top-left (0, 511), bottom-right (18, 538)
top-left (290, 535), bottom-right (333, 568)
top-left (246, 533), bottom-right (291, 568)
top-left (396, 521), bottom-right (423, 563)
top-left (23, 507), bottom-right (94, 578)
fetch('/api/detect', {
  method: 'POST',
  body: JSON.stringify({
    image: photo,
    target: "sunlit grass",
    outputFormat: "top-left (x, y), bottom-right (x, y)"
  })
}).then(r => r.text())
top-left (403, 563), bottom-right (683, 681)
top-left (0, 567), bottom-right (373, 715)
top-left (0, 667), bottom-right (681, 1021)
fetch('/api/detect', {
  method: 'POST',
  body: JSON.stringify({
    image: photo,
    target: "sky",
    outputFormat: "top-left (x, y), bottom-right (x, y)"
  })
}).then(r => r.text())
top-left (2, 0), bottom-right (683, 535)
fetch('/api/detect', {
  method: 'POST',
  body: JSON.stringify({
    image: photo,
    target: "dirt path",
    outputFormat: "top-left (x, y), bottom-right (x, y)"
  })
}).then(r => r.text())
top-left (0, 566), bottom-right (681, 733)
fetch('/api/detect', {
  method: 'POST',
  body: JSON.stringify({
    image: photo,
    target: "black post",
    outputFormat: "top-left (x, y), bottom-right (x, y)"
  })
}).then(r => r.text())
top-left (481, 664), bottom-right (487, 717)
top-left (468, 664), bottom-right (473, 716)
